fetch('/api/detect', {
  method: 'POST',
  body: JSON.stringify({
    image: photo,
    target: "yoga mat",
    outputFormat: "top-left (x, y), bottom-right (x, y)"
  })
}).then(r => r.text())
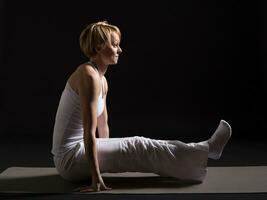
top-left (0, 166), bottom-right (267, 194)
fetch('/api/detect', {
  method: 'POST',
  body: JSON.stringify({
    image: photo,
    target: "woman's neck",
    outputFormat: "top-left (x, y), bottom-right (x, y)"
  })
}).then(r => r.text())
top-left (90, 58), bottom-right (108, 77)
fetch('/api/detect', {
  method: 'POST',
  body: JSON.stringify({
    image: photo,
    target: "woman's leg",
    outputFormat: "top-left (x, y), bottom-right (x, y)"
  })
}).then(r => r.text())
top-left (100, 136), bottom-right (210, 182)
top-left (63, 120), bottom-right (231, 182)
top-left (64, 137), bottom-right (208, 182)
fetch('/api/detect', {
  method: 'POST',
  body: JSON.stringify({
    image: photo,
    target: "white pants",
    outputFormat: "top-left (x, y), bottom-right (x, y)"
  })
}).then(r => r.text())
top-left (53, 136), bottom-right (209, 182)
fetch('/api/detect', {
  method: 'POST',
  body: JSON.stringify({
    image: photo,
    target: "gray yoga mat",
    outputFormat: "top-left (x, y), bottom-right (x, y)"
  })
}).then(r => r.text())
top-left (0, 166), bottom-right (267, 194)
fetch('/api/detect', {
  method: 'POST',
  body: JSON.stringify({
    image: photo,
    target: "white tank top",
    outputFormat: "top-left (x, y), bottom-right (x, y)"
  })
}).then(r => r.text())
top-left (51, 82), bottom-right (105, 156)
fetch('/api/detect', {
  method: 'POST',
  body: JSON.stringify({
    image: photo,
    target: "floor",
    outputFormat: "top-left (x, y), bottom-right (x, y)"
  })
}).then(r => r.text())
top-left (0, 135), bottom-right (267, 200)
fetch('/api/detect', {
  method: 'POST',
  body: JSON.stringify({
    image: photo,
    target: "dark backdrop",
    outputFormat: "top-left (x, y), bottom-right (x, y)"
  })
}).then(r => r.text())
top-left (0, 1), bottom-right (266, 141)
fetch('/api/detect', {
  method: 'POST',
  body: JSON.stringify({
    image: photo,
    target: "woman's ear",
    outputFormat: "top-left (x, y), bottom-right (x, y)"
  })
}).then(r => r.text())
top-left (95, 44), bottom-right (103, 53)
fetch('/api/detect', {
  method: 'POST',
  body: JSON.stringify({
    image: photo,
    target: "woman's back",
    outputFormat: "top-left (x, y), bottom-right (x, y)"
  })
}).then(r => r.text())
top-left (51, 82), bottom-right (84, 157)
top-left (51, 65), bottom-right (105, 157)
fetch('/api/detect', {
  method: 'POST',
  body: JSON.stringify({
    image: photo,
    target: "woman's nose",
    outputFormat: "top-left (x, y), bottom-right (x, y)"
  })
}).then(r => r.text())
top-left (118, 46), bottom-right (122, 54)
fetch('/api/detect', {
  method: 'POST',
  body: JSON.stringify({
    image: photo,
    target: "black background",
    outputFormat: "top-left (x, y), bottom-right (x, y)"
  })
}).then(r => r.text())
top-left (0, 0), bottom-right (266, 142)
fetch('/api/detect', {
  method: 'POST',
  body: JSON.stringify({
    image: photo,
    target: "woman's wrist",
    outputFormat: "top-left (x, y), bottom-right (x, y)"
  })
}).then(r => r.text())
top-left (92, 171), bottom-right (101, 180)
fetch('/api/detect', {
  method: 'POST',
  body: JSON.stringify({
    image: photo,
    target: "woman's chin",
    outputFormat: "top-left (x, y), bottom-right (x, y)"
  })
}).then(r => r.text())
top-left (107, 58), bottom-right (119, 65)
top-left (112, 60), bottom-right (118, 65)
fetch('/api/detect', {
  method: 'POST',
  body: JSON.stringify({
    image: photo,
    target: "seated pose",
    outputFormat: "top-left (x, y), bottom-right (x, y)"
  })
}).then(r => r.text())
top-left (51, 21), bottom-right (232, 192)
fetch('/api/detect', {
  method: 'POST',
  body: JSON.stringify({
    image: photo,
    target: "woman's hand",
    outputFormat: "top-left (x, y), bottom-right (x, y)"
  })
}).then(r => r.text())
top-left (76, 176), bottom-right (111, 193)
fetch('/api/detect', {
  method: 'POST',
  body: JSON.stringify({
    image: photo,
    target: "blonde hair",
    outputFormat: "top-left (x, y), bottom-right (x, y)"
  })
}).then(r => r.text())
top-left (79, 21), bottom-right (121, 58)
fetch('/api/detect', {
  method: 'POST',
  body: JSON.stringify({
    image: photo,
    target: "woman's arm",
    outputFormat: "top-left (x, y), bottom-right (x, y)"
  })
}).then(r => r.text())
top-left (79, 66), bottom-right (110, 192)
top-left (97, 104), bottom-right (109, 138)
top-left (97, 76), bottom-right (109, 138)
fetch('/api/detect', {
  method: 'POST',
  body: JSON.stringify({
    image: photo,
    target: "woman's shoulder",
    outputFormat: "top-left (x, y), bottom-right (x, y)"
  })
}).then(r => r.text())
top-left (77, 62), bottom-right (99, 78)
top-left (68, 63), bottom-right (99, 91)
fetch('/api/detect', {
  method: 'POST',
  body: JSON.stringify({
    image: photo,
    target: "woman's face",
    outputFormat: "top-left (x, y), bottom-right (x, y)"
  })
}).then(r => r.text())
top-left (98, 32), bottom-right (122, 65)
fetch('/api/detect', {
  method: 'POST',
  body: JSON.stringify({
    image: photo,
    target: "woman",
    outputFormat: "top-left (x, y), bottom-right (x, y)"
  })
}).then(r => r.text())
top-left (51, 21), bottom-right (232, 192)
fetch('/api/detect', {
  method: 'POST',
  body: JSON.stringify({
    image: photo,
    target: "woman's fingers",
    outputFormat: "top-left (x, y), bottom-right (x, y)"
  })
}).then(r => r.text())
top-left (102, 184), bottom-right (112, 190)
top-left (74, 184), bottom-right (111, 193)
top-left (80, 186), bottom-right (95, 192)
top-left (74, 186), bottom-right (94, 193)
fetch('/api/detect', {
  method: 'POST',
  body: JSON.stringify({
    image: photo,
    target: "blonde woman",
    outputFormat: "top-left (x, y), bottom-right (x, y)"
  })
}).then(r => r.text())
top-left (51, 21), bottom-right (232, 192)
